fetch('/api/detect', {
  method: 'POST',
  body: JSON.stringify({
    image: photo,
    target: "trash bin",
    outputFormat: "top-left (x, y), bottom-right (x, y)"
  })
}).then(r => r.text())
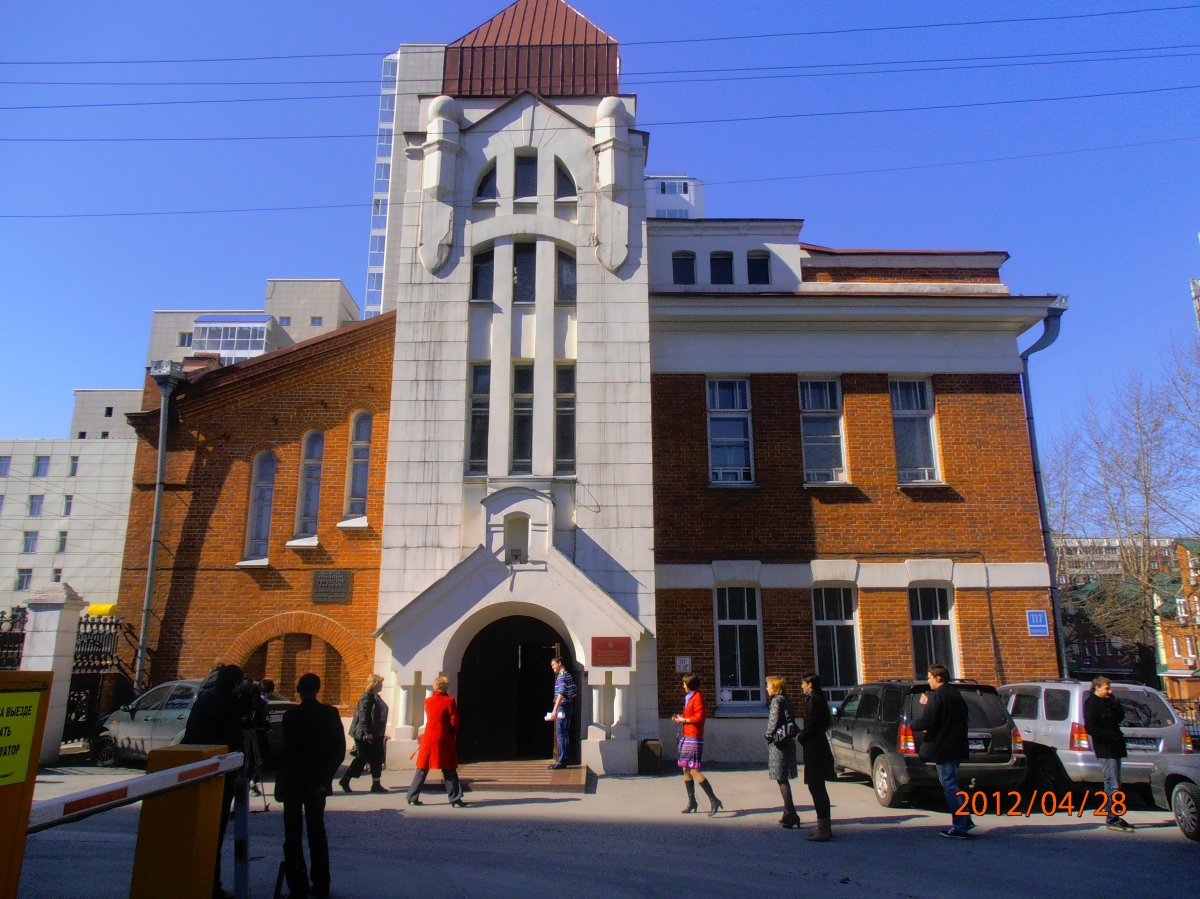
top-left (638, 738), bottom-right (662, 775)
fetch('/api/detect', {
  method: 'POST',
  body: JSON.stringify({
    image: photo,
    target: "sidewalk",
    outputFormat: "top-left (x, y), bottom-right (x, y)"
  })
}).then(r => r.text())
top-left (20, 766), bottom-right (1197, 898)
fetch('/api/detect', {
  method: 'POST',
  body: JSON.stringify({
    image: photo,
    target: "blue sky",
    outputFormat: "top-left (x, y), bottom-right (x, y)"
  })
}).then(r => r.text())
top-left (2, 1), bottom-right (1198, 443)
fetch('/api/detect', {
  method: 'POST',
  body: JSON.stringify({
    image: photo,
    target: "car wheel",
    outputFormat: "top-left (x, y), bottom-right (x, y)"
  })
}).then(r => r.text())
top-left (91, 734), bottom-right (118, 768)
top-left (1171, 781), bottom-right (1200, 842)
top-left (1030, 753), bottom-right (1069, 797)
top-left (872, 754), bottom-right (902, 807)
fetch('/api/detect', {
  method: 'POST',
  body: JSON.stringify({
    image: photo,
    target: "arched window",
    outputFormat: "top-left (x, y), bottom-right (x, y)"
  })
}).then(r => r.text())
top-left (245, 452), bottom-right (277, 559)
top-left (672, 251), bottom-right (696, 286)
top-left (555, 160), bottom-right (576, 200)
top-left (475, 162), bottom-right (499, 200)
top-left (345, 413), bottom-right (372, 518)
top-left (296, 431), bottom-right (324, 537)
top-left (504, 512), bottom-right (530, 564)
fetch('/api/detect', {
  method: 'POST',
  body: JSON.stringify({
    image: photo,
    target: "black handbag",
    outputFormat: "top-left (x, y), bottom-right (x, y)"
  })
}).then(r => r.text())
top-left (772, 707), bottom-right (799, 746)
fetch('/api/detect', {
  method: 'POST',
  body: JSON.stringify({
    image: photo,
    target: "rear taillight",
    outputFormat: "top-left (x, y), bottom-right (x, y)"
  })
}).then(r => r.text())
top-left (1011, 727), bottom-right (1024, 754)
top-left (898, 721), bottom-right (916, 755)
top-left (1184, 729), bottom-right (1195, 754)
top-left (1069, 722), bottom-right (1091, 752)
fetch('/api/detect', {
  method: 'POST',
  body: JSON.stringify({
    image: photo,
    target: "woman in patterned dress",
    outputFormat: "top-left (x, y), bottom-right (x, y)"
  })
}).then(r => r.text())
top-left (765, 675), bottom-right (800, 828)
top-left (671, 674), bottom-right (723, 816)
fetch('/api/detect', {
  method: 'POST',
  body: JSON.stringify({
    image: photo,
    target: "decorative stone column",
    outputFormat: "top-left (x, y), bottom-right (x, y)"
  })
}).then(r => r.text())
top-left (20, 583), bottom-right (87, 764)
top-left (587, 683), bottom-right (607, 741)
top-left (610, 684), bottom-right (632, 740)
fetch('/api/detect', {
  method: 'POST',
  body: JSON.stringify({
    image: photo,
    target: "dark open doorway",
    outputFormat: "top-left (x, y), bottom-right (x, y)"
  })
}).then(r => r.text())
top-left (457, 615), bottom-right (579, 763)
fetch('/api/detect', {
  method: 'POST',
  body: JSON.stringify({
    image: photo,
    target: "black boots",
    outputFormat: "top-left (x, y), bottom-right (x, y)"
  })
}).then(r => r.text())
top-left (807, 818), bottom-right (833, 841)
top-left (779, 782), bottom-right (798, 828)
top-left (338, 776), bottom-right (352, 793)
top-left (698, 778), bottom-right (722, 816)
top-left (681, 779), bottom-right (698, 813)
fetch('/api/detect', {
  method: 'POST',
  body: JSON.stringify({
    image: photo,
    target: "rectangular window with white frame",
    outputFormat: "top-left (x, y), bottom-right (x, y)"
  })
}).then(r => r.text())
top-left (16, 569), bottom-right (32, 591)
top-left (1188, 636), bottom-right (1198, 658)
top-left (707, 378), bottom-right (754, 484)
top-left (22, 531), bottom-right (38, 553)
top-left (812, 586), bottom-right (859, 703)
top-left (909, 586), bottom-right (956, 678)
top-left (800, 380), bottom-right (847, 483)
top-left (890, 379), bottom-right (939, 483)
top-left (1173, 636), bottom-right (1182, 657)
top-left (715, 586), bottom-right (763, 703)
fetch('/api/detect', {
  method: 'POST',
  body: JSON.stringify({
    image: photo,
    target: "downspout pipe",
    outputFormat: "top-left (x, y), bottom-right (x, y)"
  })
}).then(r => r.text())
top-left (133, 361), bottom-right (185, 693)
top-left (1020, 298), bottom-right (1069, 677)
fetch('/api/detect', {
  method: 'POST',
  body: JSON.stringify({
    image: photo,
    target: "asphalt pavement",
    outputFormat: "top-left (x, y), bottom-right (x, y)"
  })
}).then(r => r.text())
top-left (18, 764), bottom-right (1197, 898)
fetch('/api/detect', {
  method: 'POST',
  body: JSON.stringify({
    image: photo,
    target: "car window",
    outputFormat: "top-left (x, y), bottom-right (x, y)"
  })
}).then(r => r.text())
top-left (133, 685), bottom-right (172, 712)
top-left (163, 685), bottom-right (196, 712)
top-left (961, 689), bottom-right (1010, 728)
top-left (1115, 690), bottom-right (1174, 728)
top-left (880, 689), bottom-right (903, 722)
top-left (839, 692), bottom-right (863, 719)
top-left (1010, 690), bottom-right (1039, 721)
top-left (1043, 689), bottom-right (1070, 721)
top-left (857, 692), bottom-right (881, 721)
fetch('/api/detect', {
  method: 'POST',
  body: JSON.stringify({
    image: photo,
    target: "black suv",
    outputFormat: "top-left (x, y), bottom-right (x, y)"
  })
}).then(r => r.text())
top-left (829, 679), bottom-right (1026, 806)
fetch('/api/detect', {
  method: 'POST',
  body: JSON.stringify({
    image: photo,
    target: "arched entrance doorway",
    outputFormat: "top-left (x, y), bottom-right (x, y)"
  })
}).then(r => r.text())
top-left (457, 615), bottom-right (579, 763)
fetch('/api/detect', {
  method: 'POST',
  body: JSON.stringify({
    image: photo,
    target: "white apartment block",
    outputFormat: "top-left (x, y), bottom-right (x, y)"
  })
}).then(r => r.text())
top-left (644, 173), bottom-right (705, 220)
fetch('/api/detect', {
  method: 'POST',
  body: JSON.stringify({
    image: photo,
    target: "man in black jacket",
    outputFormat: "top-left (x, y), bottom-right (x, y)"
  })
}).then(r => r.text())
top-left (1083, 676), bottom-right (1134, 832)
top-left (913, 663), bottom-right (974, 839)
top-left (183, 664), bottom-right (245, 899)
top-left (276, 673), bottom-right (347, 899)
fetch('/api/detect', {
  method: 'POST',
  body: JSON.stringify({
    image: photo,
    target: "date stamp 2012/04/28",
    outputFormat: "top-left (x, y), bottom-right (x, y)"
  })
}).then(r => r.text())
top-left (954, 790), bottom-right (1127, 818)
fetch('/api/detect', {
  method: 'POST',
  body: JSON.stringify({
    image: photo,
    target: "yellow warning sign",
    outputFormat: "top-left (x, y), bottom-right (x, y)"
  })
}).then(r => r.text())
top-left (0, 692), bottom-right (40, 786)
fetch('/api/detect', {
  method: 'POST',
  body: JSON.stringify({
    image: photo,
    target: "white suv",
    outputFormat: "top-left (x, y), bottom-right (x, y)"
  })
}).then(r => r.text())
top-left (998, 679), bottom-right (1194, 794)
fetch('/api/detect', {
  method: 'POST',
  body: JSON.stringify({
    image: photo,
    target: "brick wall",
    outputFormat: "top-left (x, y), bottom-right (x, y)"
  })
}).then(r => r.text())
top-left (803, 267), bottom-right (1002, 283)
top-left (117, 315), bottom-right (395, 709)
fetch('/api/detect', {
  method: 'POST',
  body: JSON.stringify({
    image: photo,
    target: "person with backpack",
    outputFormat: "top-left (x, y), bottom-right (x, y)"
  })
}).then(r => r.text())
top-left (339, 674), bottom-right (388, 794)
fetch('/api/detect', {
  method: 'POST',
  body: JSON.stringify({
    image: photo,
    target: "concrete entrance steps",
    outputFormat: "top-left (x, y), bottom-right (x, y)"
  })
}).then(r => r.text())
top-left (457, 759), bottom-right (589, 793)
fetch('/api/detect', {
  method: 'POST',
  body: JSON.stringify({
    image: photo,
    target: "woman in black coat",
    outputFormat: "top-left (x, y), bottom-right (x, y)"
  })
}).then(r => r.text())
top-left (797, 672), bottom-right (835, 842)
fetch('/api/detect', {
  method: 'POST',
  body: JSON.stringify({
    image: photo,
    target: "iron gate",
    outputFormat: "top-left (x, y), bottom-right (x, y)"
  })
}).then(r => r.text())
top-left (63, 614), bottom-right (125, 743)
top-left (0, 606), bottom-right (28, 669)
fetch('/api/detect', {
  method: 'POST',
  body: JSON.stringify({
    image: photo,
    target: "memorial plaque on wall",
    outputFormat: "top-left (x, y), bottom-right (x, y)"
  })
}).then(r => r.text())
top-left (311, 570), bottom-right (352, 604)
top-left (591, 636), bottom-right (632, 667)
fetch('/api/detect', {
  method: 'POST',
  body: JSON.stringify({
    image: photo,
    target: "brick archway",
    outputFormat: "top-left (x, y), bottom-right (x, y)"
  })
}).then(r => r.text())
top-left (220, 612), bottom-right (373, 693)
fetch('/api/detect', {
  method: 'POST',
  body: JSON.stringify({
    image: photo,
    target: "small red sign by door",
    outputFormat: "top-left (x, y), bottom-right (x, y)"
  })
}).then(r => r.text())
top-left (591, 637), bottom-right (632, 667)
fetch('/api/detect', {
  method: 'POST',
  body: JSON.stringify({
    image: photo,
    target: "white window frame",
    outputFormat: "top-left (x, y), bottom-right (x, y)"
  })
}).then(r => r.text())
top-left (56, 531), bottom-right (67, 554)
top-left (908, 584), bottom-right (959, 678)
top-left (27, 495), bottom-right (43, 517)
top-left (244, 451), bottom-right (277, 560)
top-left (812, 585), bottom-right (861, 703)
top-left (713, 585), bottom-right (765, 706)
top-left (799, 379), bottom-right (847, 483)
top-left (22, 531), bottom-right (38, 554)
top-left (1188, 636), bottom-right (1198, 657)
top-left (295, 431), bottom-right (324, 538)
top-left (890, 378), bottom-right (941, 483)
top-left (344, 412), bottom-right (372, 519)
top-left (63, 495), bottom-right (73, 516)
top-left (33, 456), bottom-right (50, 477)
top-left (707, 378), bottom-right (754, 485)
top-left (1173, 636), bottom-right (1182, 657)
top-left (15, 569), bottom-right (32, 591)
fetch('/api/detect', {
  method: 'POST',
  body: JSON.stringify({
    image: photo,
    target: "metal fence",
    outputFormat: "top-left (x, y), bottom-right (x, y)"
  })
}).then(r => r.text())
top-left (64, 614), bottom-right (127, 744)
top-left (1170, 698), bottom-right (1200, 740)
top-left (0, 606), bottom-right (28, 670)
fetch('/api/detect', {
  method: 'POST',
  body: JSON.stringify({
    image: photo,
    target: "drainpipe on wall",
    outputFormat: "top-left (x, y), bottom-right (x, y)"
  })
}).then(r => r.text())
top-left (133, 361), bottom-right (185, 693)
top-left (1020, 297), bottom-right (1069, 678)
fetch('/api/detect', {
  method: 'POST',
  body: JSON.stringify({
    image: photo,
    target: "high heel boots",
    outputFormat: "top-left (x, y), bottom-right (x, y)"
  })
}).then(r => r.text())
top-left (681, 779), bottom-right (698, 813)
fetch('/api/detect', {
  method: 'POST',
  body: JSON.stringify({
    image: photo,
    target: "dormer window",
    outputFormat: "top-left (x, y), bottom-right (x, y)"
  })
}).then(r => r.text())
top-left (476, 162), bottom-right (499, 201)
top-left (514, 152), bottom-right (538, 199)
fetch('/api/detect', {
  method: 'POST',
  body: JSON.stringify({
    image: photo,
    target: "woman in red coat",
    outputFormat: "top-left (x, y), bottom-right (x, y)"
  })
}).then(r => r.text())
top-left (406, 677), bottom-right (467, 807)
top-left (671, 674), bottom-right (723, 816)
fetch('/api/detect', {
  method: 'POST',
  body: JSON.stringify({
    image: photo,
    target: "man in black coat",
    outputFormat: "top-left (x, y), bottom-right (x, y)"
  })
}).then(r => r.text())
top-left (183, 664), bottom-right (245, 899)
top-left (1083, 675), bottom-right (1134, 832)
top-left (276, 673), bottom-right (347, 899)
top-left (913, 663), bottom-right (974, 838)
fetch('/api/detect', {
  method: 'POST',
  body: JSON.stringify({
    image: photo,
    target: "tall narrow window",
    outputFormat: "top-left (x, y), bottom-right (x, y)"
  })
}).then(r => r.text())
top-left (710, 252), bottom-right (733, 285)
top-left (716, 586), bottom-right (762, 703)
top-left (556, 251), bottom-right (576, 304)
top-left (468, 365), bottom-right (490, 474)
top-left (345, 413), bottom-right (372, 518)
top-left (246, 452), bottom-right (277, 559)
top-left (707, 379), bottom-right (753, 484)
top-left (800, 380), bottom-right (846, 483)
top-left (909, 586), bottom-right (955, 678)
top-left (371, 198), bottom-right (388, 230)
top-left (555, 364), bottom-right (576, 474)
top-left (813, 587), bottom-right (859, 703)
top-left (68, 456), bottom-right (78, 476)
top-left (52, 569), bottom-right (62, 583)
top-left (476, 163), bottom-right (499, 200)
top-left (57, 531), bottom-right (68, 553)
top-left (555, 161), bottom-right (576, 199)
top-left (296, 432), bottom-right (324, 537)
top-left (368, 235), bottom-right (385, 267)
top-left (672, 252), bottom-right (696, 286)
top-left (27, 495), bottom-right (43, 517)
top-left (16, 569), bottom-right (32, 591)
top-left (513, 243), bottom-right (536, 303)
top-left (471, 250), bottom-right (494, 301)
top-left (63, 495), bottom-right (73, 516)
top-left (22, 532), bottom-right (38, 553)
top-left (34, 456), bottom-right (49, 477)
top-left (747, 251), bottom-right (771, 285)
top-left (514, 153), bottom-right (538, 199)
top-left (511, 364), bottom-right (534, 474)
top-left (890, 380), bottom-right (938, 483)
top-left (0, 456), bottom-right (9, 477)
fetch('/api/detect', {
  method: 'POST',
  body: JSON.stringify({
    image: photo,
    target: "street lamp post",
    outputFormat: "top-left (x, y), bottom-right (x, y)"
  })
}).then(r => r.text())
top-left (132, 360), bottom-right (185, 692)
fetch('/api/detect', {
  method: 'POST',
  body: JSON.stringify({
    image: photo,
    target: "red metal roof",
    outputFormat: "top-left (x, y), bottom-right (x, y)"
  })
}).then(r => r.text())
top-left (443, 0), bottom-right (619, 97)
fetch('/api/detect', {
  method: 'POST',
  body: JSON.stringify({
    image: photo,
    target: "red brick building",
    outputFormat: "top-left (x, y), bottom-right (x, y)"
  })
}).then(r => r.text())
top-left (1162, 540), bottom-right (1200, 700)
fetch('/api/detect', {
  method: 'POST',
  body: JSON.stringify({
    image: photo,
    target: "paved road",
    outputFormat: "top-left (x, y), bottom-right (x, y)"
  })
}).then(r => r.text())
top-left (19, 765), bottom-right (1196, 898)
